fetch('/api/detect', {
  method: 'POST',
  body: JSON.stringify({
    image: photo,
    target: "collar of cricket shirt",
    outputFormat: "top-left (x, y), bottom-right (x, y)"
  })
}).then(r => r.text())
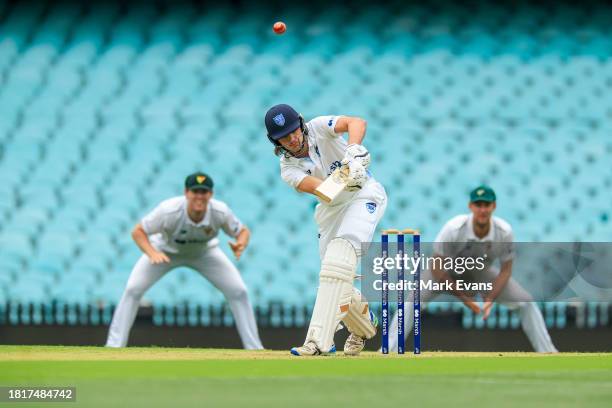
top-left (183, 199), bottom-right (211, 227)
top-left (466, 213), bottom-right (494, 242)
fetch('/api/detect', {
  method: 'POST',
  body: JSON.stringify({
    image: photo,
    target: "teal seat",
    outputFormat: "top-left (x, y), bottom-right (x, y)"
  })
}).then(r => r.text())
top-left (8, 278), bottom-right (48, 304)
top-left (59, 41), bottom-right (99, 67)
top-left (113, 159), bottom-right (158, 184)
top-left (100, 186), bottom-right (141, 213)
top-left (144, 280), bottom-right (176, 308)
top-left (173, 44), bottom-right (214, 68)
top-left (24, 94), bottom-right (63, 117)
top-left (7, 281), bottom-right (48, 325)
top-left (0, 38), bottom-right (19, 68)
top-left (0, 232), bottom-right (32, 261)
top-left (0, 182), bottom-right (15, 202)
top-left (19, 185), bottom-right (59, 212)
top-left (2, 1), bottom-right (612, 318)
top-left (51, 281), bottom-right (92, 325)
top-left (161, 71), bottom-right (201, 99)
top-left (45, 214), bottom-right (83, 235)
top-left (185, 31), bottom-right (221, 56)
top-left (91, 277), bottom-right (124, 306)
top-left (107, 27), bottom-right (144, 51)
top-left (45, 65), bottom-right (81, 92)
top-left (36, 232), bottom-right (77, 263)
top-left (77, 236), bottom-right (117, 266)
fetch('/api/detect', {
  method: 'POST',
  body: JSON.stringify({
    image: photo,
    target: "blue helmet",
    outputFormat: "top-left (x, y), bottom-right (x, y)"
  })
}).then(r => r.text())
top-left (265, 104), bottom-right (303, 146)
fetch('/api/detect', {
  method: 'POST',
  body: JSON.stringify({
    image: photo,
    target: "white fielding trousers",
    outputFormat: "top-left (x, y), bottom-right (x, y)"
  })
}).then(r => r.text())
top-left (106, 246), bottom-right (263, 349)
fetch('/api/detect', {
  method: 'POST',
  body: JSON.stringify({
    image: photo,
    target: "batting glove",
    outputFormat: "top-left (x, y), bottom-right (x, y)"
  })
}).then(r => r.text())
top-left (341, 158), bottom-right (366, 192)
top-left (343, 144), bottom-right (370, 169)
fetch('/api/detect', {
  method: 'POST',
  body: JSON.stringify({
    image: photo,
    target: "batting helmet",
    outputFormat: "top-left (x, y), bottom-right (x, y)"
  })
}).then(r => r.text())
top-left (264, 104), bottom-right (304, 146)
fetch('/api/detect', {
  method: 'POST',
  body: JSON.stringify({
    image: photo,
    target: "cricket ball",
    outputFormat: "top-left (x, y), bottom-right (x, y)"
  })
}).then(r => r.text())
top-left (273, 22), bottom-right (286, 35)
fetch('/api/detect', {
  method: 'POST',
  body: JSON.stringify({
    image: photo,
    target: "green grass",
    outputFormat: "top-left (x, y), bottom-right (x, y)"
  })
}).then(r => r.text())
top-left (1, 346), bottom-right (611, 408)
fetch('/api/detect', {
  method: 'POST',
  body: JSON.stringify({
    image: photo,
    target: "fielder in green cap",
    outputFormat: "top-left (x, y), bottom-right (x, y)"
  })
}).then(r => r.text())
top-left (386, 184), bottom-right (558, 353)
top-left (469, 185), bottom-right (497, 238)
top-left (105, 172), bottom-right (263, 350)
top-left (470, 185), bottom-right (496, 202)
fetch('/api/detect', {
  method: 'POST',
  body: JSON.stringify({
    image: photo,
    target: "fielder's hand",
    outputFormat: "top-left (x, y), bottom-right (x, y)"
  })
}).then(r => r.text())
top-left (229, 241), bottom-right (246, 260)
top-left (481, 300), bottom-right (494, 320)
top-left (464, 299), bottom-right (481, 314)
top-left (343, 144), bottom-right (370, 169)
top-left (342, 158), bottom-right (366, 192)
top-left (148, 250), bottom-right (170, 264)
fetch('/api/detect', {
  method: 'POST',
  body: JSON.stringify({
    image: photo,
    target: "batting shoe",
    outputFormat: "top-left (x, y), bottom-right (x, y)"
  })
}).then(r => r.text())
top-left (290, 342), bottom-right (336, 356)
top-left (343, 333), bottom-right (366, 356)
top-left (344, 310), bottom-right (378, 356)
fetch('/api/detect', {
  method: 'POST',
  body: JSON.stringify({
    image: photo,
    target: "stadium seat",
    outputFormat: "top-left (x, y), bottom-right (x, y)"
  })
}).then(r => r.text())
top-left (0, 1), bottom-right (611, 327)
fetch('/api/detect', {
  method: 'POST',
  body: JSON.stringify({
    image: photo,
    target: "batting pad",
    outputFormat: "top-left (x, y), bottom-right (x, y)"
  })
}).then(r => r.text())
top-left (342, 288), bottom-right (376, 339)
top-left (305, 238), bottom-right (357, 352)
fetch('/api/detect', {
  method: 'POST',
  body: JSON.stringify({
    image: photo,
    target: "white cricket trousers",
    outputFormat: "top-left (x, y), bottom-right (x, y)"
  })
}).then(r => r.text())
top-left (316, 181), bottom-right (388, 258)
top-left (105, 246), bottom-right (263, 349)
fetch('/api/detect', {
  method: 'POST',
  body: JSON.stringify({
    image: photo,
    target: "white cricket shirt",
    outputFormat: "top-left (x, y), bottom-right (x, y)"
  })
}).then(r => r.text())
top-left (279, 115), bottom-right (375, 206)
top-left (141, 196), bottom-right (242, 255)
top-left (433, 214), bottom-right (514, 268)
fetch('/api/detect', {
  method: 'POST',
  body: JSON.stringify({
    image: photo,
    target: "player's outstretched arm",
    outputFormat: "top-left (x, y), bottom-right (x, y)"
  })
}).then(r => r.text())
top-left (296, 175), bottom-right (324, 195)
top-left (228, 226), bottom-right (250, 261)
top-left (131, 223), bottom-right (170, 264)
top-left (336, 117), bottom-right (370, 170)
top-left (334, 116), bottom-right (367, 145)
top-left (482, 260), bottom-right (513, 319)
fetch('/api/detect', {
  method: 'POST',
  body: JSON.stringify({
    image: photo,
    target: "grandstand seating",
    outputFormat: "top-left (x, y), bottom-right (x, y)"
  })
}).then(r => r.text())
top-left (0, 0), bottom-right (610, 327)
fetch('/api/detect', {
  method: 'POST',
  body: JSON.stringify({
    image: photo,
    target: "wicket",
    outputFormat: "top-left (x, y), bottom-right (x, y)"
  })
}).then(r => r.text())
top-left (381, 228), bottom-right (421, 355)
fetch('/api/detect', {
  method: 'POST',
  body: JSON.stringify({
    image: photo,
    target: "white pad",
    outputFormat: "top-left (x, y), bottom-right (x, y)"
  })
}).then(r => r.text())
top-left (342, 288), bottom-right (376, 339)
top-left (305, 238), bottom-right (357, 351)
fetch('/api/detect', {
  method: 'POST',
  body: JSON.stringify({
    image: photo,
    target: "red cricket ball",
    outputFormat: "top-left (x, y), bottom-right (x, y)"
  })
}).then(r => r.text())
top-left (273, 22), bottom-right (286, 35)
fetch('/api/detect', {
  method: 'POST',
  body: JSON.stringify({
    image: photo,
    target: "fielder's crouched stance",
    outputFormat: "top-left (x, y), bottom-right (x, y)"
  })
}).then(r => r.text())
top-left (264, 104), bottom-right (387, 356)
top-left (387, 185), bottom-right (557, 353)
top-left (106, 173), bottom-right (263, 349)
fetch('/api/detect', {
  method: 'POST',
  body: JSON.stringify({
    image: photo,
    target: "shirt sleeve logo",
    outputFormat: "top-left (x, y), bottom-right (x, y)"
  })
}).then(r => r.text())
top-left (328, 160), bottom-right (342, 175)
top-left (366, 202), bottom-right (377, 213)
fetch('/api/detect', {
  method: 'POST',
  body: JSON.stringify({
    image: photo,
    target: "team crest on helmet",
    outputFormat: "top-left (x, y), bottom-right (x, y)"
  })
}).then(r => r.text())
top-left (273, 113), bottom-right (285, 126)
top-left (366, 202), bottom-right (377, 214)
top-left (196, 175), bottom-right (206, 184)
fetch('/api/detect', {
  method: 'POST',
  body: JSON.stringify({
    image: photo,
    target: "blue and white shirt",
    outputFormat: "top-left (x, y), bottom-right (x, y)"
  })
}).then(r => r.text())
top-left (280, 115), bottom-right (375, 206)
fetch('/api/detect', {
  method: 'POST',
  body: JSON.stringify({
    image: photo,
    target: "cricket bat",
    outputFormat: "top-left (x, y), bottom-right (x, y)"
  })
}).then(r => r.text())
top-left (314, 165), bottom-right (349, 204)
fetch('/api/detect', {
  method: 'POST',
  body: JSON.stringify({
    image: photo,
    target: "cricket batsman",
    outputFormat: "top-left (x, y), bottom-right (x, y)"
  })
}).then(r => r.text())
top-left (105, 172), bottom-right (264, 349)
top-left (264, 104), bottom-right (387, 356)
top-left (387, 185), bottom-right (558, 353)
